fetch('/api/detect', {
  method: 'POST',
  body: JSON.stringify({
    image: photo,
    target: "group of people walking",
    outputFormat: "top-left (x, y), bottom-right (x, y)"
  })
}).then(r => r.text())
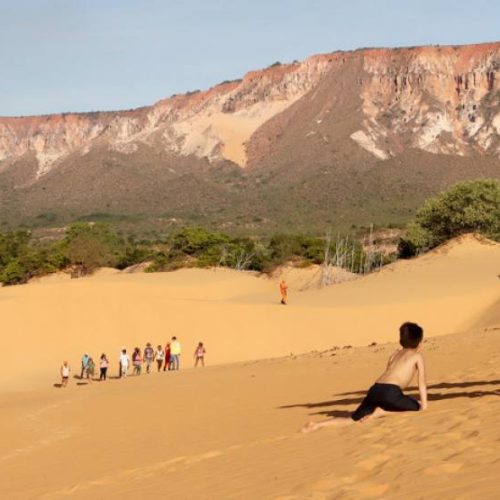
top-left (59, 338), bottom-right (206, 387)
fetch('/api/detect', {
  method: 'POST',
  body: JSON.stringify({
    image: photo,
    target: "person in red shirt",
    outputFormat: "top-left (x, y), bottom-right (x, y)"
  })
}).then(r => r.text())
top-left (163, 343), bottom-right (171, 371)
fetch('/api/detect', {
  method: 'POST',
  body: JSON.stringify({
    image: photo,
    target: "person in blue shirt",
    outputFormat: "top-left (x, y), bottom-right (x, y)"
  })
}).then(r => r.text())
top-left (80, 353), bottom-right (89, 379)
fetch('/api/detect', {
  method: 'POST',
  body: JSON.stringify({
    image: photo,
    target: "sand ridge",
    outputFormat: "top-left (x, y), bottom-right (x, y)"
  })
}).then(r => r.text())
top-left (1, 328), bottom-right (499, 499)
top-left (0, 234), bottom-right (499, 497)
top-left (0, 234), bottom-right (498, 392)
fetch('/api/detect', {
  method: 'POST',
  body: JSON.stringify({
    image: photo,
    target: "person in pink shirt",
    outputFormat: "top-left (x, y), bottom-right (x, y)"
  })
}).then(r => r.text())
top-left (132, 347), bottom-right (142, 376)
top-left (194, 342), bottom-right (206, 367)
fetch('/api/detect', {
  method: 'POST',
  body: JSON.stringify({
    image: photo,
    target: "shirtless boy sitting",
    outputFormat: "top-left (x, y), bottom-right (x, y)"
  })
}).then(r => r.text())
top-left (302, 322), bottom-right (427, 432)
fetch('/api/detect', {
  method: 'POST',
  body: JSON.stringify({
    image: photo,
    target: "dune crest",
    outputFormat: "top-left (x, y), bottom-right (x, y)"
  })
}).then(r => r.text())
top-left (0, 234), bottom-right (498, 392)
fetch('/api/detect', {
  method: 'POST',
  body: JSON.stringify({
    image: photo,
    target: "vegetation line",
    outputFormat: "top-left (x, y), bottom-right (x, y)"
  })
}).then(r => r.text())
top-left (0, 180), bottom-right (498, 286)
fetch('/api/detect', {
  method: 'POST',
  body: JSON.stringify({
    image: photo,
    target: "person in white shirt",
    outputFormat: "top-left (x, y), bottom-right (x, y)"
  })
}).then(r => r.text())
top-left (155, 345), bottom-right (164, 372)
top-left (60, 361), bottom-right (71, 387)
top-left (119, 349), bottom-right (130, 378)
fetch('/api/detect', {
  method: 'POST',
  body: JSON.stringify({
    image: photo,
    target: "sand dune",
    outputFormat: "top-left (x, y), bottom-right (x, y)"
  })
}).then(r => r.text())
top-left (1, 327), bottom-right (499, 499)
top-left (0, 233), bottom-right (499, 497)
top-left (269, 263), bottom-right (357, 291)
top-left (1, 234), bottom-right (498, 392)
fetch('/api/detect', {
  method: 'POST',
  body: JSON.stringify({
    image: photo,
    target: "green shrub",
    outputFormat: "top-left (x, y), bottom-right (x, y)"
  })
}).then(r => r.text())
top-left (399, 179), bottom-right (500, 257)
top-left (0, 231), bottom-right (30, 267)
top-left (0, 259), bottom-right (29, 285)
top-left (397, 222), bottom-right (434, 258)
top-left (172, 227), bottom-right (230, 255)
top-left (0, 231), bottom-right (67, 284)
top-left (116, 244), bottom-right (153, 269)
top-left (63, 222), bottom-right (125, 274)
top-left (267, 234), bottom-right (320, 264)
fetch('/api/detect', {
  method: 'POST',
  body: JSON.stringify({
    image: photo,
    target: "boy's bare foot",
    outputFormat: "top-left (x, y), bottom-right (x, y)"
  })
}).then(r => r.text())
top-left (301, 416), bottom-right (353, 433)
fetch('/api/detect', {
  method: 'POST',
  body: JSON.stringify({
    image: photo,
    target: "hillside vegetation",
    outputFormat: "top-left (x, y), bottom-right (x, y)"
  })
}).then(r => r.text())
top-left (1, 180), bottom-right (498, 286)
top-left (398, 179), bottom-right (500, 256)
top-left (0, 225), bottom-right (382, 286)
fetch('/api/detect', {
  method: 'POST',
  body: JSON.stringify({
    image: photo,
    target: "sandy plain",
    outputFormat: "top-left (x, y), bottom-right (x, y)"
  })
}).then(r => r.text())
top-left (0, 234), bottom-right (499, 498)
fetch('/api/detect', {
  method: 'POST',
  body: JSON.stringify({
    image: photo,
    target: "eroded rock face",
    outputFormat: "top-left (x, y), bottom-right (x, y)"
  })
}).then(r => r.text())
top-left (351, 44), bottom-right (500, 159)
top-left (0, 42), bottom-right (498, 181)
top-left (0, 54), bottom-right (333, 178)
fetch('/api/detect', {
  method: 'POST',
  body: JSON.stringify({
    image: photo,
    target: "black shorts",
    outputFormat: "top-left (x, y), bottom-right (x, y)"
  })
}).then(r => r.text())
top-left (351, 383), bottom-right (420, 421)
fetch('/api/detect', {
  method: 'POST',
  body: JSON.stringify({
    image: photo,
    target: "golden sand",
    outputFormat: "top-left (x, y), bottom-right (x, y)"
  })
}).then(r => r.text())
top-left (0, 234), bottom-right (499, 498)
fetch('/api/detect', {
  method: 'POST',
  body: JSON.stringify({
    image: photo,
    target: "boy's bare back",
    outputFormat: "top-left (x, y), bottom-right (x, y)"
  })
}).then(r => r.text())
top-left (301, 322), bottom-right (427, 433)
top-left (377, 349), bottom-right (424, 389)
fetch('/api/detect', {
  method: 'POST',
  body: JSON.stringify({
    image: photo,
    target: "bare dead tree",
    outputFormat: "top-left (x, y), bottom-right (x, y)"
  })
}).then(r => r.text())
top-left (234, 250), bottom-right (255, 271)
top-left (217, 245), bottom-right (229, 269)
top-left (320, 232), bottom-right (333, 287)
top-left (363, 223), bottom-right (375, 274)
top-left (320, 232), bottom-right (359, 286)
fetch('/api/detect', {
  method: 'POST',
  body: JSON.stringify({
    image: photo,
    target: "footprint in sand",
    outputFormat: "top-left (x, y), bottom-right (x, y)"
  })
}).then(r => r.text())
top-left (442, 431), bottom-right (464, 440)
top-left (356, 453), bottom-right (391, 472)
top-left (290, 473), bottom-right (351, 499)
top-left (424, 462), bottom-right (463, 475)
top-left (355, 483), bottom-right (390, 497)
top-left (466, 430), bottom-right (480, 438)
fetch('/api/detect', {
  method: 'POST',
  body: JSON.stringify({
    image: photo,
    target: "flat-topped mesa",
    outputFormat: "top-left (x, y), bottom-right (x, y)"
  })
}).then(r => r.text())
top-left (0, 42), bottom-right (498, 177)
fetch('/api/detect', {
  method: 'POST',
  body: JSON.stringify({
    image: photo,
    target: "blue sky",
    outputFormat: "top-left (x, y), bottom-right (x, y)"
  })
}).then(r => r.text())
top-left (1, 0), bottom-right (498, 116)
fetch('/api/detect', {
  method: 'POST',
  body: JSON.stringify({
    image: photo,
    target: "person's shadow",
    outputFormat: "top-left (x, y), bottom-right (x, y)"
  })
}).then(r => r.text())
top-left (279, 379), bottom-right (500, 417)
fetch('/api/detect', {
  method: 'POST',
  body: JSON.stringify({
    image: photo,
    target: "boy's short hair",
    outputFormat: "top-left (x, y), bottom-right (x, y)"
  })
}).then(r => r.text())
top-left (399, 322), bottom-right (423, 348)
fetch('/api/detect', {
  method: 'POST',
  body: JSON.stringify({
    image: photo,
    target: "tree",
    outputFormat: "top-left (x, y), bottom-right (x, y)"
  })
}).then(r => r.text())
top-left (0, 259), bottom-right (28, 285)
top-left (172, 227), bottom-right (230, 255)
top-left (0, 231), bottom-right (30, 268)
top-left (399, 179), bottom-right (500, 257)
top-left (63, 222), bottom-right (124, 276)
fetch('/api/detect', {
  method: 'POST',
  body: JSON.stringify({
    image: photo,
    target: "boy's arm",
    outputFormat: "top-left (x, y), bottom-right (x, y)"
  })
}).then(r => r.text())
top-left (386, 351), bottom-right (397, 370)
top-left (416, 354), bottom-right (428, 410)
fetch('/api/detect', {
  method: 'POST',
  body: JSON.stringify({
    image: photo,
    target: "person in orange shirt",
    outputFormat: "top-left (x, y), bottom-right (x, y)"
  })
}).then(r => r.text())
top-left (280, 279), bottom-right (288, 305)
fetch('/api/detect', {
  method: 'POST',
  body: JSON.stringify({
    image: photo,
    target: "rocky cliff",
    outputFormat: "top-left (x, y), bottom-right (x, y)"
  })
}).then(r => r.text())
top-left (0, 42), bottom-right (498, 230)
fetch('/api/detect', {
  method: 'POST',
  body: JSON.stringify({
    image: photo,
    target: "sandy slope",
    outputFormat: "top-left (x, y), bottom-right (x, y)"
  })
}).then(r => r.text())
top-left (0, 234), bottom-right (498, 392)
top-left (1, 327), bottom-right (499, 499)
top-left (0, 234), bottom-right (499, 498)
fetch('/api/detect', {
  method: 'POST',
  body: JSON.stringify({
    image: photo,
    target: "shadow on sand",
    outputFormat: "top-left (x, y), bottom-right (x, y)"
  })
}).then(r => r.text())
top-left (279, 379), bottom-right (500, 418)
top-left (335, 380), bottom-right (500, 397)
